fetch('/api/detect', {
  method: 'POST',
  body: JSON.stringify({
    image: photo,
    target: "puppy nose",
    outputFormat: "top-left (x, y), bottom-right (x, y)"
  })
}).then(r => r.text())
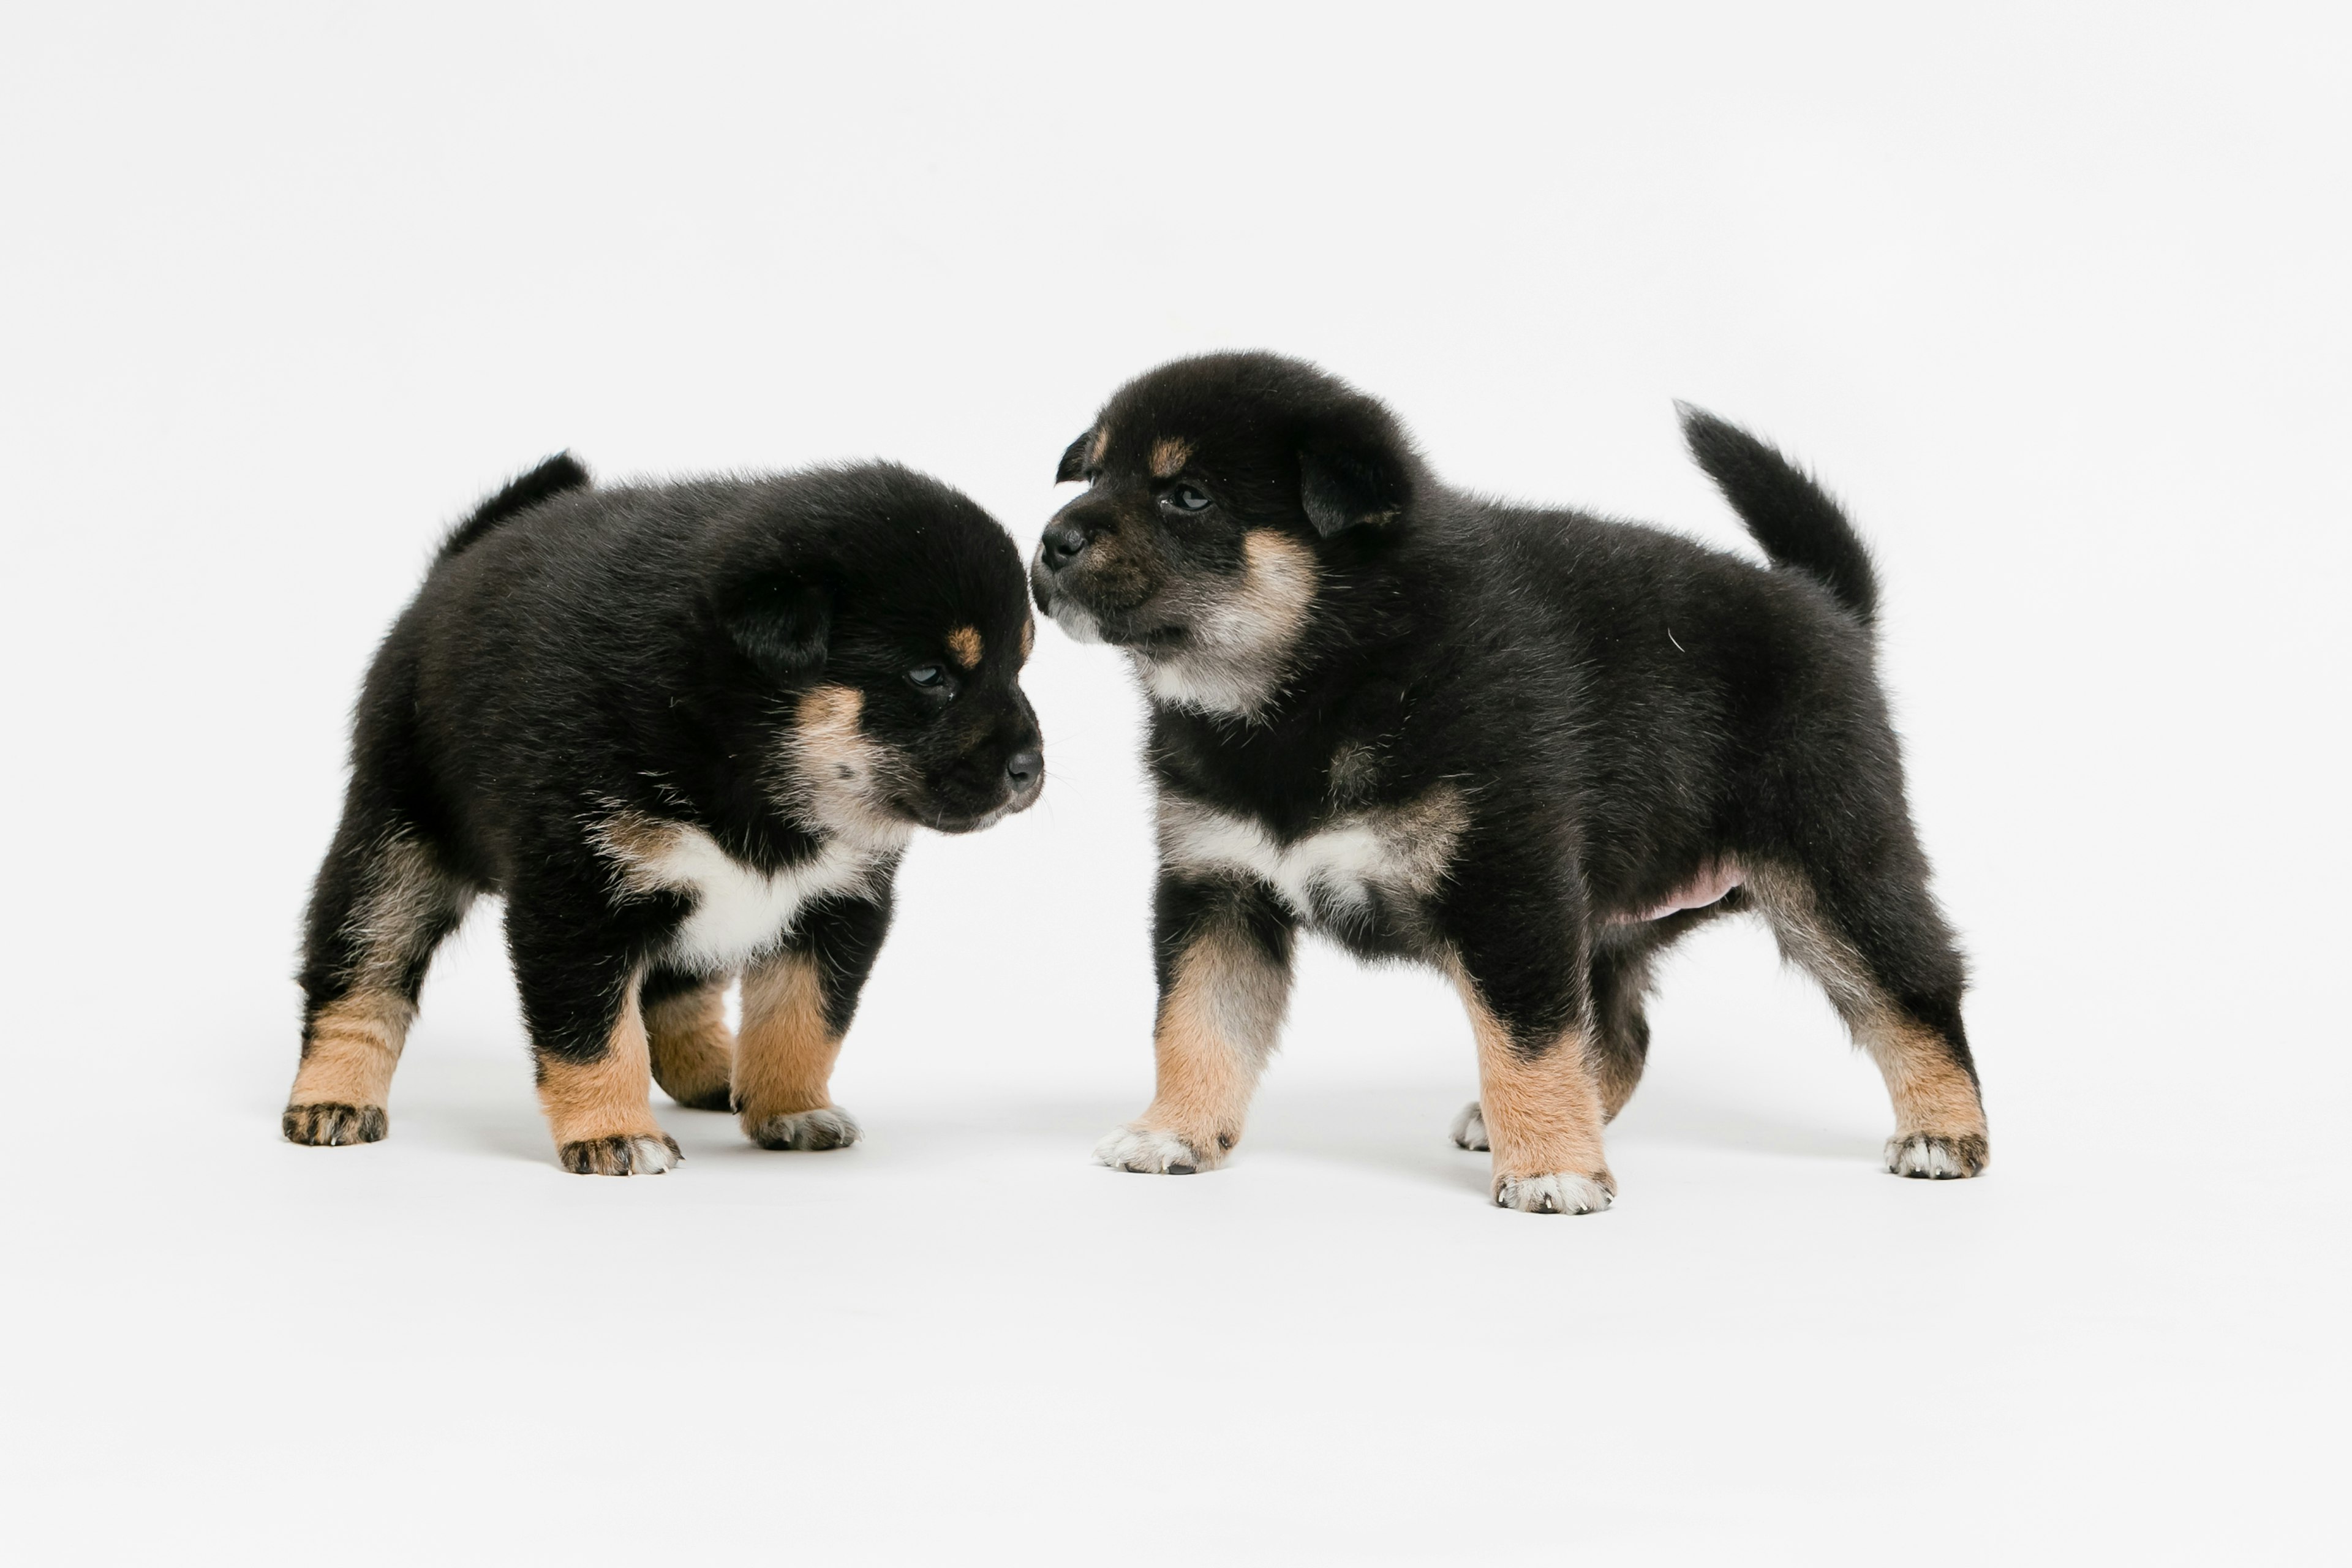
top-left (1039, 521), bottom-right (1090, 572)
top-left (1005, 749), bottom-right (1042, 790)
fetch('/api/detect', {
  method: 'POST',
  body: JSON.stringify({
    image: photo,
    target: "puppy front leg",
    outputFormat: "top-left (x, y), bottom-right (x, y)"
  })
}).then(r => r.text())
top-left (643, 964), bottom-right (735, 1111)
top-left (1443, 881), bottom-right (1613, 1213)
top-left (507, 894), bottom-right (679, 1175)
top-left (1098, 873), bottom-right (1294, 1175)
top-left (734, 894), bottom-right (891, 1152)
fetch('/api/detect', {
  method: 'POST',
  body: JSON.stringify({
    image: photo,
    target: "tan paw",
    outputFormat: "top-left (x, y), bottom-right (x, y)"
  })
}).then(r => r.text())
top-left (1095, 1124), bottom-right (1223, 1174)
top-left (745, 1106), bottom-right (862, 1151)
top-left (1885, 1133), bottom-right (1988, 1179)
top-left (1493, 1170), bottom-right (1614, 1215)
top-left (284, 1102), bottom-right (387, 1147)
top-left (558, 1133), bottom-right (682, 1175)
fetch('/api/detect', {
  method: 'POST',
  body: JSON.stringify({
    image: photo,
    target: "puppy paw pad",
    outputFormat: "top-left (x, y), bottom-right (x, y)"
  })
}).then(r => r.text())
top-left (1884, 1133), bottom-right (1987, 1179)
top-left (1493, 1172), bottom-right (1614, 1215)
top-left (747, 1106), bottom-right (862, 1152)
top-left (283, 1102), bottom-right (387, 1147)
top-left (1095, 1125), bottom-right (1210, 1175)
top-left (559, 1133), bottom-right (682, 1175)
top-left (1449, 1100), bottom-right (1488, 1151)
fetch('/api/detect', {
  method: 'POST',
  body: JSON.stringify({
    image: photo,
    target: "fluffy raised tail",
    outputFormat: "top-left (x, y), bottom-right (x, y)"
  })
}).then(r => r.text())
top-left (437, 452), bottom-right (590, 560)
top-left (1676, 404), bottom-right (1876, 625)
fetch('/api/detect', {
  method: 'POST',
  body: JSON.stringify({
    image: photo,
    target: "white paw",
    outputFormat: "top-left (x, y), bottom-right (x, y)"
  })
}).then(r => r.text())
top-left (558, 1133), bottom-right (682, 1176)
top-left (747, 1106), bottom-right (862, 1152)
top-left (1493, 1171), bottom-right (1614, 1215)
top-left (1884, 1133), bottom-right (1986, 1179)
top-left (1449, 1100), bottom-right (1488, 1151)
top-left (1095, 1125), bottom-right (1212, 1174)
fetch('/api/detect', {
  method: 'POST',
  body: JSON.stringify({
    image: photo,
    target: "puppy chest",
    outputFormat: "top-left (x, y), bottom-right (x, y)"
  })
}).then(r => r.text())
top-left (1156, 789), bottom-right (1466, 929)
top-left (595, 816), bottom-right (885, 969)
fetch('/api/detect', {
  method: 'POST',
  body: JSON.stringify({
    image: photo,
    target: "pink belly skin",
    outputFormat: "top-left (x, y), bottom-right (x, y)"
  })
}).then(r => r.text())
top-left (1615, 861), bottom-right (1742, 924)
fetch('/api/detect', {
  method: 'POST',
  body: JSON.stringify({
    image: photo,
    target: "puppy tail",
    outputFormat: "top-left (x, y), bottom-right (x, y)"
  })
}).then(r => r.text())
top-left (437, 452), bottom-right (592, 560)
top-left (1676, 404), bottom-right (1877, 627)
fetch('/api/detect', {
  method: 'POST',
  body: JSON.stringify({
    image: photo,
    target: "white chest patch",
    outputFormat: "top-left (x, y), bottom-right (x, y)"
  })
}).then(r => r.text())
top-left (1156, 788), bottom-right (1466, 925)
top-left (594, 815), bottom-right (899, 971)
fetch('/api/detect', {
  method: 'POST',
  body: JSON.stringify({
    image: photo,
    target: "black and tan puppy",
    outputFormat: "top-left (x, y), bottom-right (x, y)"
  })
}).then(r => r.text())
top-left (285, 456), bottom-right (1042, 1173)
top-left (1032, 353), bottom-right (1985, 1212)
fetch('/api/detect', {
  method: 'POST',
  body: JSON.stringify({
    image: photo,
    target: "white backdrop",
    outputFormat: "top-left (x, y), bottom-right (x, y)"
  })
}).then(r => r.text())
top-left (3, 4), bottom-right (2344, 1562)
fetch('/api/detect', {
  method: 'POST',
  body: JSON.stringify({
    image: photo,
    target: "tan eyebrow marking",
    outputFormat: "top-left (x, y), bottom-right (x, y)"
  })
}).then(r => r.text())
top-left (1150, 437), bottom-right (1192, 480)
top-left (946, 625), bottom-right (983, 669)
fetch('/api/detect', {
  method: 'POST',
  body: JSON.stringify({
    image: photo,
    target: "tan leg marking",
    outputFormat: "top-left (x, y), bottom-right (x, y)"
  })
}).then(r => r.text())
top-left (285, 990), bottom-right (413, 1144)
top-left (646, 975), bottom-right (735, 1110)
top-left (1746, 865), bottom-right (1989, 1176)
top-left (946, 625), bottom-right (983, 669)
top-left (734, 952), bottom-right (859, 1150)
top-left (1860, 1013), bottom-right (1991, 1176)
top-left (1019, 617), bottom-right (1035, 662)
top-left (1098, 921), bottom-right (1290, 1174)
top-left (537, 976), bottom-right (679, 1175)
top-left (289, 991), bottom-right (411, 1107)
top-left (1149, 436), bottom-right (1192, 478)
top-left (1450, 963), bottom-right (1614, 1213)
top-left (285, 833), bottom-right (467, 1146)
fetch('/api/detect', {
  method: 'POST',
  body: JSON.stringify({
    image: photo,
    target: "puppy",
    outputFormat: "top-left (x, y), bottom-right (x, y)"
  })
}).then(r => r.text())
top-left (285, 456), bottom-right (1042, 1173)
top-left (1031, 353), bottom-right (1985, 1212)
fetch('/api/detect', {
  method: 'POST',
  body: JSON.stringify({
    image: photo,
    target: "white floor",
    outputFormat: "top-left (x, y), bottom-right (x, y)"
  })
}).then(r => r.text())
top-left (5, 7), bottom-right (2345, 1563)
top-left (9, 832), bottom-right (2339, 1564)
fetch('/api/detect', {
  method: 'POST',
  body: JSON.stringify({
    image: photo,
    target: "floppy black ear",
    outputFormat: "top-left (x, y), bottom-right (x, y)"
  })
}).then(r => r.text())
top-left (1055, 429), bottom-right (1096, 483)
top-left (1298, 442), bottom-right (1409, 537)
top-left (726, 578), bottom-right (832, 678)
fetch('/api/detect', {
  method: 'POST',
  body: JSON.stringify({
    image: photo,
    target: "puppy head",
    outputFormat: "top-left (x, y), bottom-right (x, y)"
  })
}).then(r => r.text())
top-left (1030, 352), bottom-right (1415, 716)
top-left (717, 464), bottom-right (1042, 837)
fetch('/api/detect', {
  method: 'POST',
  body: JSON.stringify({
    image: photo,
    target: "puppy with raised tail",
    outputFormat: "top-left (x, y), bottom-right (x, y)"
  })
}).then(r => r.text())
top-left (285, 456), bottom-right (1042, 1174)
top-left (1031, 353), bottom-right (1985, 1212)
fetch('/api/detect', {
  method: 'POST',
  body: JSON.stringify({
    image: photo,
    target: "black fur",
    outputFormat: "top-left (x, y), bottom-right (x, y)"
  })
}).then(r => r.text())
top-left (288, 457), bottom-right (1042, 1168)
top-left (1676, 403), bottom-right (1878, 624)
top-left (1035, 352), bottom-right (1985, 1205)
top-left (435, 451), bottom-right (592, 561)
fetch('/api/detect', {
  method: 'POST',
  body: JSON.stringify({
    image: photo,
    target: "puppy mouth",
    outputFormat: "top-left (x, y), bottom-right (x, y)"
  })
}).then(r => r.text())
top-left (1063, 597), bottom-right (1190, 654)
top-left (1031, 559), bottom-right (1188, 652)
top-left (902, 779), bottom-right (1044, 835)
top-left (913, 797), bottom-right (1027, 835)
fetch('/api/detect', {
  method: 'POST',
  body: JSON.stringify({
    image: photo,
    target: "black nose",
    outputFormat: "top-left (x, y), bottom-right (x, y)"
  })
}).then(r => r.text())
top-left (1039, 521), bottom-right (1090, 572)
top-left (1005, 749), bottom-right (1042, 790)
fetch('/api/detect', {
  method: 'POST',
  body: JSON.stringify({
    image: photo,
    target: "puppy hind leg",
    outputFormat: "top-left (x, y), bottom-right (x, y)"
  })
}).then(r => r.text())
top-left (644, 965), bottom-right (734, 1111)
top-left (285, 821), bottom-right (469, 1147)
top-left (1751, 865), bottom-right (1988, 1178)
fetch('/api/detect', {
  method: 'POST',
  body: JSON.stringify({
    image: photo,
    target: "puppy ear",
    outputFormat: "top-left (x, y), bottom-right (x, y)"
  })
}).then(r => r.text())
top-left (726, 578), bottom-right (832, 678)
top-left (1055, 429), bottom-right (1096, 484)
top-left (1298, 442), bottom-right (1409, 537)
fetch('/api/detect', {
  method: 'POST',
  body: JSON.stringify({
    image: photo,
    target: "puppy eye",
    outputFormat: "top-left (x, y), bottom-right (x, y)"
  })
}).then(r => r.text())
top-left (907, 665), bottom-right (948, 691)
top-left (1163, 483), bottom-right (1212, 514)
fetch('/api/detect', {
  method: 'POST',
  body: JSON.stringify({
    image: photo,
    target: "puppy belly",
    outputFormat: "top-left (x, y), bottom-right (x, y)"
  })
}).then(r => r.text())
top-left (1618, 860), bottom-right (1743, 924)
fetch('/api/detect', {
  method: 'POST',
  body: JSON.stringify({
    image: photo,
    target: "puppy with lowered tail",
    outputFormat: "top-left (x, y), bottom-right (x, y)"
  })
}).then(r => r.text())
top-left (1031, 353), bottom-right (1984, 1213)
top-left (285, 456), bottom-right (1042, 1174)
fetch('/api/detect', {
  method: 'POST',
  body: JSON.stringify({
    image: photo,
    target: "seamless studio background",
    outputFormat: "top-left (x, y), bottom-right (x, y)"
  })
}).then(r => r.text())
top-left (2, 5), bottom-right (2344, 1563)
